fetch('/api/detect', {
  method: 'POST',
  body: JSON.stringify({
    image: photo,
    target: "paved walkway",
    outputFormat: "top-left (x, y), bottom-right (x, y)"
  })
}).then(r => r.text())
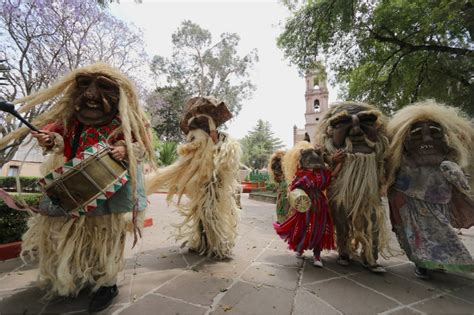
top-left (0, 194), bottom-right (473, 315)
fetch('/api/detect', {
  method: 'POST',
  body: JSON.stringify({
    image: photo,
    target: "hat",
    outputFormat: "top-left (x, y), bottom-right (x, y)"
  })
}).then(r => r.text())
top-left (180, 96), bottom-right (232, 134)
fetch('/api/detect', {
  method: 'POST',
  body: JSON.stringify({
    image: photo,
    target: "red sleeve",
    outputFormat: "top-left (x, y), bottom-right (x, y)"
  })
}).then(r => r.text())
top-left (325, 169), bottom-right (332, 187)
top-left (43, 122), bottom-right (64, 135)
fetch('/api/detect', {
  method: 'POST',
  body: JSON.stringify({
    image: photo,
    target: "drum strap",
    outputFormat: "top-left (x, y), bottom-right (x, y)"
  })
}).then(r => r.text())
top-left (0, 188), bottom-right (39, 213)
top-left (71, 123), bottom-right (84, 158)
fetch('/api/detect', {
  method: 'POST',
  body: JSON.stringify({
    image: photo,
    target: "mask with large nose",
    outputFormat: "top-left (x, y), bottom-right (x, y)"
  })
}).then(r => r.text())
top-left (329, 104), bottom-right (378, 154)
top-left (403, 120), bottom-right (449, 166)
top-left (72, 74), bottom-right (120, 126)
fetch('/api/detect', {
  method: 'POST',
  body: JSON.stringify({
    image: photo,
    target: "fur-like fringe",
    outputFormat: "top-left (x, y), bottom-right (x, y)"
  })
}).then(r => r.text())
top-left (145, 130), bottom-right (215, 196)
top-left (146, 130), bottom-right (242, 259)
top-left (20, 212), bottom-right (144, 299)
top-left (386, 100), bottom-right (473, 187)
top-left (282, 141), bottom-right (314, 183)
top-left (330, 152), bottom-right (390, 264)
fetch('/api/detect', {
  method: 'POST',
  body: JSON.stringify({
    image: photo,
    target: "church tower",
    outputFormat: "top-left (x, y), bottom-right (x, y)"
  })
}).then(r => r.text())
top-left (293, 65), bottom-right (330, 144)
top-left (303, 70), bottom-right (328, 142)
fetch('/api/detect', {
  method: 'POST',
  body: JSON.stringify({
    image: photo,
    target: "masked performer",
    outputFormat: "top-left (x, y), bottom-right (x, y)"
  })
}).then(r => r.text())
top-left (315, 102), bottom-right (390, 273)
top-left (268, 150), bottom-right (290, 223)
top-left (0, 63), bottom-right (154, 312)
top-left (146, 96), bottom-right (241, 259)
top-left (386, 100), bottom-right (474, 279)
top-left (274, 141), bottom-right (345, 267)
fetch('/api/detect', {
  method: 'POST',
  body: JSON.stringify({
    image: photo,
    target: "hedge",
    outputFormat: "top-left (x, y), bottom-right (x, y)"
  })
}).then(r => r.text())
top-left (245, 170), bottom-right (269, 182)
top-left (0, 176), bottom-right (41, 192)
top-left (0, 193), bottom-right (40, 244)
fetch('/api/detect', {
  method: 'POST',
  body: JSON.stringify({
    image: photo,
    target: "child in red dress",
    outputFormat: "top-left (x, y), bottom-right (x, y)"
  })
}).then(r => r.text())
top-left (274, 142), bottom-right (345, 267)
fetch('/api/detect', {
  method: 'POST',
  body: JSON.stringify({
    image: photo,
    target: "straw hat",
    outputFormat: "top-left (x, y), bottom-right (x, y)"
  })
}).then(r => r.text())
top-left (180, 96), bottom-right (232, 134)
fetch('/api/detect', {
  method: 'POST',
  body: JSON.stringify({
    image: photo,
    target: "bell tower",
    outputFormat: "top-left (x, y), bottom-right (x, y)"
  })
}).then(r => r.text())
top-left (303, 69), bottom-right (328, 142)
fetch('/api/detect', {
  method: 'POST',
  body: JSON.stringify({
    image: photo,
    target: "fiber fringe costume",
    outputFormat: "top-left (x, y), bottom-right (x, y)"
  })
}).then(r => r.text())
top-left (146, 97), bottom-right (241, 259)
top-left (0, 63), bottom-right (154, 298)
top-left (315, 102), bottom-right (390, 268)
top-left (274, 141), bottom-right (335, 257)
top-left (386, 100), bottom-right (474, 273)
top-left (268, 150), bottom-right (290, 223)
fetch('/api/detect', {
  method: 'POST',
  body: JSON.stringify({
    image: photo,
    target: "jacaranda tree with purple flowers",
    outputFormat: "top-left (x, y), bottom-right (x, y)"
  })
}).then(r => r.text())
top-left (0, 0), bottom-right (148, 165)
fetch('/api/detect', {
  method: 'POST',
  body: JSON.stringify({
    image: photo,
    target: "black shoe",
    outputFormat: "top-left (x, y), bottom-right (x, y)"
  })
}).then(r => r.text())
top-left (336, 255), bottom-right (350, 266)
top-left (89, 285), bottom-right (119, 313)
top-left (414, 266), bottom-right (430, 280)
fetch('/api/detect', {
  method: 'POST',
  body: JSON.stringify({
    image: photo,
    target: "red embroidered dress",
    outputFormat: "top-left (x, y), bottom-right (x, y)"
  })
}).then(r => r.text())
top-left (44, 117), bottom-right (122, 160)
top-left (274, 168), bottom-right (335, 253)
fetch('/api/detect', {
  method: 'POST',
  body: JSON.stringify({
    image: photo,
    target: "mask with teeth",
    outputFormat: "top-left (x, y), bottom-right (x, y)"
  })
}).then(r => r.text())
top-left (72, 73), bottom-right (120, 126)
top-left (403, 120), bottom-right (449, 166)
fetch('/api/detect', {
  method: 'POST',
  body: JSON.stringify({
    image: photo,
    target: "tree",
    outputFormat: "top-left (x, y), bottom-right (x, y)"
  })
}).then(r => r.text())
top-left (150, 20), bottom-right (258, 120)
top-left (241, 120), bottom-right (284, 170)
top-left (278, 0), bottom-right (474, 115)
top-left (0, 0), bottom-right (148, 165)
top-left (145, 86), bottom-right (188, 142)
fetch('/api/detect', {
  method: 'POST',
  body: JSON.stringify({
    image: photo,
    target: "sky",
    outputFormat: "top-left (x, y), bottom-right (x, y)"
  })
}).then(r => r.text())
top-left (110, 0), bottom-right (340, 148)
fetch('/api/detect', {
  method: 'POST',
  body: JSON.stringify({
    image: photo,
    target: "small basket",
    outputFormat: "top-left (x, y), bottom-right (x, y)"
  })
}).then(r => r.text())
top-left (288, 188), bottom-right (311, 213)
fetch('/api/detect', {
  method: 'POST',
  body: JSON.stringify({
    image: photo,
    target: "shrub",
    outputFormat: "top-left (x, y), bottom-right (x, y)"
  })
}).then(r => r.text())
top-left (0, 176), bottom-right (41, 192)
top-left (266, 182), bottom-right (276, 191)
top-left (0, 193), bottom-right (40, 244)
top-left (246, 170), bottom-right (269, 182)
top-left (156, 142), bottom-right (178, 166)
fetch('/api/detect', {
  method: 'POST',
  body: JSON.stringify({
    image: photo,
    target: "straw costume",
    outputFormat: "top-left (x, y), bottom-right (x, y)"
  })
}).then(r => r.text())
top-left (386, 101), bottom-right (474, 279)
top-left (0, 63), bottom-right (154, 311)
top-left (274, 141), bottom-right (344, 267)
top-left (268, 150), bottom-right (290, 223)
top-left (315, 102), bottom-right (390, 272)
top-left (146, 96), bottom-right (241, 259)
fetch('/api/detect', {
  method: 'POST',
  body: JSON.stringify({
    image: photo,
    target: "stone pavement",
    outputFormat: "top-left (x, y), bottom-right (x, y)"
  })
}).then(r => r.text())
top-left (0, 194), bottom-right (473, 315)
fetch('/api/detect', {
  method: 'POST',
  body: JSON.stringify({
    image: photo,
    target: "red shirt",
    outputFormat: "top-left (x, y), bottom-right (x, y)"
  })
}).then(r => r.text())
top-left (44, 117), bottom-right (122, 160)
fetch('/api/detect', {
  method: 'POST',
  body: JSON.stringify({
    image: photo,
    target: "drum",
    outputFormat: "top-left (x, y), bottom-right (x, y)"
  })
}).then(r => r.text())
top-left (288, 188), bottom-right (311, 213)
top-left (38, 142), bottom-right (129, 214)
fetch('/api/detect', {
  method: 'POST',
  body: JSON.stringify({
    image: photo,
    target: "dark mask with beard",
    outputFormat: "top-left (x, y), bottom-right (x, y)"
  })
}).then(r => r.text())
top-left (188, 116), bottom-right (212, 135)
top-left (403, 120), bottom-right (449, 166)
top-left (271, 156), bottom-right (284, 183)
top-left (329, 105), bottom-right (378, 154)
top-left (72, 74), bottom-right (120, 126)
top-left (299, 148), bottom-right (325, 170)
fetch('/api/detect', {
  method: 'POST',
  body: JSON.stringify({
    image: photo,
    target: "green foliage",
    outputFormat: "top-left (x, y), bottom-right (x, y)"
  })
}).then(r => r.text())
top-left (278, 0), bottom-right (474, 114)
top-left (151, 20), bottom-right (259, 120)
top-left (146, 86), bottom-right (188, 142)
top-left (0, 176), bottom-right (41, 192)
top-left (0, 193), bottom-right (40, 243)
top-left (245, 170), bottom-right (270, 182)
top-left (266, 181), bottom-right (276, 191)
top-left (241, 120), bottom-right (284, 169)
top-left (156, 141), bottom-right (178, 166)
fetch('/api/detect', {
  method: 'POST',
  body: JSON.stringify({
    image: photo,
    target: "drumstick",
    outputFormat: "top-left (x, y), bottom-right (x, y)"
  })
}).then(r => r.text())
top-left (0, 97), bottom-right (43, 133)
